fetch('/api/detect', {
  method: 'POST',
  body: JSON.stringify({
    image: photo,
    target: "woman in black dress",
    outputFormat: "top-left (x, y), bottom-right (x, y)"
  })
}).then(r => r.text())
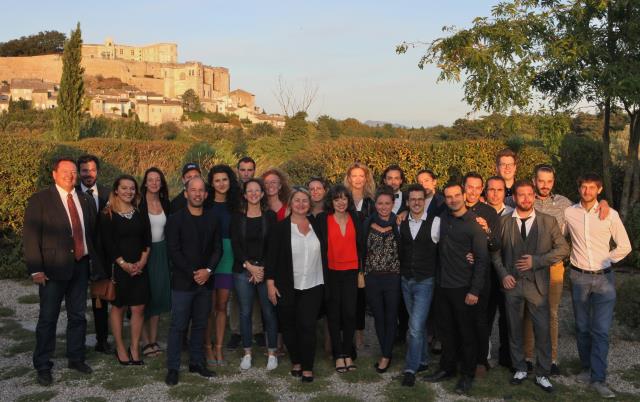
top-left (100, 175), bottom-right (151, 365)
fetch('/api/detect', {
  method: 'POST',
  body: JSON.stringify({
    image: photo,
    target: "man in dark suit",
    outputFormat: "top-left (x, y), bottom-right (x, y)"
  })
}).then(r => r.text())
top-left (165, 176), bottom-right (222, 386)
top-left (492, 180), bottom-right (569, 393)
top-left (76, 154), bottom-right (111, 354)
top-left (23, 157), bottom-right (101, 386)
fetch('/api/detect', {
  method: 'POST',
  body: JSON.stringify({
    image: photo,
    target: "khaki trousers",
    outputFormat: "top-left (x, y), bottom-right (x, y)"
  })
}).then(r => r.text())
top-left (523, 261), bottom-right (564, 362)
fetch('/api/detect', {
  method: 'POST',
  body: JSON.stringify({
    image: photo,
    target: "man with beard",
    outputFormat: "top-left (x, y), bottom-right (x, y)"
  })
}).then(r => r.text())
top-left (492, 180), bottom-right (568, 393)
top-left (564, 173), bottom-right (631, 399)
top-left (76, 154), bottom-right (112, 354)
top-left (165, 177), bottom-right (222, 385)
top-left (424, 182), bottom-right (488, 396)
top-left (462, 172), bottom-right (499, 377)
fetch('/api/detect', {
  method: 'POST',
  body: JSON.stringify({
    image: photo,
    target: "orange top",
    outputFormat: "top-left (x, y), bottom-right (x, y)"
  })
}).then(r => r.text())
top-left (327, 214), bottom-right (358, 270)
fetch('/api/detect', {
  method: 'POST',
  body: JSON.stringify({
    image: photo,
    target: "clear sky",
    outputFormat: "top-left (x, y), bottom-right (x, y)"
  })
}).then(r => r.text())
top-left (2, 1), bottom-right (500, 127)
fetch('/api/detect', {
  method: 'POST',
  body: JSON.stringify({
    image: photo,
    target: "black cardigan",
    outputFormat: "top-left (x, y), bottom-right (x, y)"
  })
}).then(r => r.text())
top-left (266, 216), bottom-right (328, 306)
top-left (230, 210), bottom-right (277, 274)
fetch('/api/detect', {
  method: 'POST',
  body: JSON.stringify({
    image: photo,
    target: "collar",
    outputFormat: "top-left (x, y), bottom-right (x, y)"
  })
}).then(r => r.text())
top-left (575, 200), bottom-right (599, 213)
top-left (535, 192), bottom-right (556, 202)
top-left (55, 184), bottom-right (76, 198)
top-left (512, 208), bottom-right (536, 220)
top-left (81, 183), bottom-right (97, 193)
top-left (408, 209), bottom-right (428, 223)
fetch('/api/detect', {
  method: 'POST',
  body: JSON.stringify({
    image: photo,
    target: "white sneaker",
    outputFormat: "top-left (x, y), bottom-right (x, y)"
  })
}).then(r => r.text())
top-left (266, 355), bottom-right (278, 371)
top-left (576, 370), bottom-right (590, 384)
top-left (535, 376), bottom-right (554, 393)
top-left (591, 382), bottom-right (615, 398)
top-left (487, 340), bottom-right (492, 360)
top-left (510, 371), bottom-right (528, 384)
top-left (240, 354), bottom-right (252, 370)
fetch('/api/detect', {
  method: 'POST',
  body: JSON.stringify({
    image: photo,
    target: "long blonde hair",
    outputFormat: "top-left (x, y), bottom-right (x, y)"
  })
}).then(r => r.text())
top-left (343, 162), bottom-right (376, 200)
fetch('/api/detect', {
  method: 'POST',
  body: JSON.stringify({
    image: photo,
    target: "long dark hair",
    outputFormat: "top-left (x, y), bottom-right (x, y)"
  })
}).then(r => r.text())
top-left (207, 164), bottom-right (241, 212)
top-left (141, 167), bottom-right (169, 202)
top-left (241, 178), bottom-right (270, 213)
top-left (324, 184), bottom-right (355, 214)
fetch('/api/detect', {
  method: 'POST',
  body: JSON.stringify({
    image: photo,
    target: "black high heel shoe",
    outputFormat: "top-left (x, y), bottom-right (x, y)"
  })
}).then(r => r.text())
top-left (114, 349), bottom-right (131, 366)
top-left (128, 347), bottom-right (144, 366)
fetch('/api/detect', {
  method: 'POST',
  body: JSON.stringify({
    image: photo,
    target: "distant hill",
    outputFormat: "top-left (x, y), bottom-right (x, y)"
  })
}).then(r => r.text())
top-left (364, 120), bottom-right (408, 129)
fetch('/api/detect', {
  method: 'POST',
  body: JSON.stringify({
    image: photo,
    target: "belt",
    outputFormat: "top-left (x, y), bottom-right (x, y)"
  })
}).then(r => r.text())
top-left (570, 265), bottom-right (611, 275)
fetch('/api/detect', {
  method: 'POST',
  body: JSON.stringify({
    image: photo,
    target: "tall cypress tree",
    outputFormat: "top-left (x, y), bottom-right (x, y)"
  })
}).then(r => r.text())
top-left (55, 22), bottom-right (84, 140)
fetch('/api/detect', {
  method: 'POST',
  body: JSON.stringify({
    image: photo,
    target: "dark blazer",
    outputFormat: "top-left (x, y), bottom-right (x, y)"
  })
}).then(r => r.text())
top-left (427, 192), bottom-right (446, 216)
top-left (492, 212), bottom-right (569, 295)
top-left (357, 197), bottom-right (375, 221)
top-left (230, 210), bottom-right (277, 274)
top-left (166, 208), bottom-right (222, 291)
top-left (23, 185), bottom-right (101, 280)
top-left (75, 183), bottom-right (110, 214)
top-left (139, 195), bottom-right (170, 216)
top-left (314, 210), bottom-right (364, 274)
top-left (266, 216), bottom-right (327, 306)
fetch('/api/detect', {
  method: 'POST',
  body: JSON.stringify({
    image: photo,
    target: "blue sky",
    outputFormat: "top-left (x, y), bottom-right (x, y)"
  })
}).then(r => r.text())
top-left (2, 1), bottom-right (499, 127)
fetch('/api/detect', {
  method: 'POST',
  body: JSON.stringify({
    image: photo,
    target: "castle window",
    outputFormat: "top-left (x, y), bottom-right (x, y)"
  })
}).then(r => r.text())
top-left (119, 49), bottom-right (123, 55)
top-left (131, 50), bottom-right (134, 56)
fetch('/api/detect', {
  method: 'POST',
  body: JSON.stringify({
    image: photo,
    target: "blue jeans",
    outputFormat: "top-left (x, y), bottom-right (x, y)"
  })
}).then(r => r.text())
top-left (166, 287), bottom-right (211, 370)
top-left (570, 269), bottom-right (616, 383)
top-left (233, 273), bottom-right (277, 350)
top-left (33, 258), bottom-right (89, 371)
top-left (401, 276), bottom-right (434, 374)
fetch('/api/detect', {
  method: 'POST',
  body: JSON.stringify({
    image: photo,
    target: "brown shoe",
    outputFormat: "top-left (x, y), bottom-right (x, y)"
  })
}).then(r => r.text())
top-left (475, 364), bottom-right (487, 379)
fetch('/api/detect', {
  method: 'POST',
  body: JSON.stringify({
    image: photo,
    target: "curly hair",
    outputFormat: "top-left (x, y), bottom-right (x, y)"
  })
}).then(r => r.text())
top-left (324, 184), bottom-right (355, 214)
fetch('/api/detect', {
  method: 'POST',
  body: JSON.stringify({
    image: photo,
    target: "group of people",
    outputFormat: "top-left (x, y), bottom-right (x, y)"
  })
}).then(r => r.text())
top-left (23, 148), bottom-right (631, 399)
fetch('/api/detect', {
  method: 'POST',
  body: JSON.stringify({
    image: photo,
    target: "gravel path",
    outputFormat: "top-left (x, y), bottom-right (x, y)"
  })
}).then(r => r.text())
top-left (1, 277), bottom-right (639, 401)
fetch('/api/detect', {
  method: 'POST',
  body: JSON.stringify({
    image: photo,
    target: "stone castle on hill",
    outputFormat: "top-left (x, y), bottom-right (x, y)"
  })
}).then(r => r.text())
top-left (0, 37), bottom-right (284, 126)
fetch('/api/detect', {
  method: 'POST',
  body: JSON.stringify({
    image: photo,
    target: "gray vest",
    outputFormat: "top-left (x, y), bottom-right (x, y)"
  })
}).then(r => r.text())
top-left (512, 220), bottom-right (538, 281)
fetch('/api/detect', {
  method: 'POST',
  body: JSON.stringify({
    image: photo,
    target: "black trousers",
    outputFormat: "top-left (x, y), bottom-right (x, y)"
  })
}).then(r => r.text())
top-left (397, 290), bottom-right (409, 341)
top-left (278, 285), bottom-right (324, 371)
top-left (473, 287), bottom-right (490, 367)
top-left (91, 297), bottom-right (109, 345)
top-left (365, 273), bottom-right (400, 358)
top-left (326, 269), bottom-right (357, 359)
top-left (436, 286), bottom-right (478, 378)
top-left (487, 275), bottom-right (511, 366)
top-left (34, 258), bottom-right (89, 371)
top-left (356, 287), bottom-right (366, 331)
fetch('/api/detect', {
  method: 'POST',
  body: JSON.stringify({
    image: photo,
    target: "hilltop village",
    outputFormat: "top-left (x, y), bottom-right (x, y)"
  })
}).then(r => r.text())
top-left (0, 37), bottom-right (284, 126)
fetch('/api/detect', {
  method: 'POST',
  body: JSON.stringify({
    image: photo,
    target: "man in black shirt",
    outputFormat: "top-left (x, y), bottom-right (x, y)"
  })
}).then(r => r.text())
top-left (424, 183), bottom-right (488, 395)
top-left (463, 172), bottom-right (500, 375)
top-left (165, 177), bottom-right (222, 386)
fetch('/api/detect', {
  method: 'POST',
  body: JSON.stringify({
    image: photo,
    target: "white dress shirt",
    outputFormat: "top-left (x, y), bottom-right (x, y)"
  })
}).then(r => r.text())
top-left (393, 191), bottom-right (403, 214)
top-left (512, 208), bottom-right (535, 237)
top-left (355, 198), bottom-right (364, 212)
top-left (407, 210), bottom-right (440, 243)
top-left (80, 183), bottom-right (100, 211)
top-left (497, 203), bottom-right (514, 217)
top-left (55, 184), bottom-right (88, 255)
top-left (564, 201), bottom-right (632, 271)
top-left (291, 223), bottom-right (324, 290)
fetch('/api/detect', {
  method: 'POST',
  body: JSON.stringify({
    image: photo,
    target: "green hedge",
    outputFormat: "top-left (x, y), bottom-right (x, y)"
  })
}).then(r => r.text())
top-left (0, 135), bottom-right (191, 279)
top-left (282, 138), bottom-right (552, 187)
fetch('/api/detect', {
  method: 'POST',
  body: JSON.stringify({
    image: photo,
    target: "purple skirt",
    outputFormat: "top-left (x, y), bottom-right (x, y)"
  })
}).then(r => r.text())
top-left (214, 273), bottom-right (233, 289)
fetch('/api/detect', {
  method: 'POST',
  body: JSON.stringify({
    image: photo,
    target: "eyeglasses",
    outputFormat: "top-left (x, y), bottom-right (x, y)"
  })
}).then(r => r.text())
top-left (499, 163), bottom-right (515, 168)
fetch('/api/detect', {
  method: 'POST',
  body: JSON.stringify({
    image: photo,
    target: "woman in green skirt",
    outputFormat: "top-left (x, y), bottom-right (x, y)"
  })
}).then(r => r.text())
top-left (205, 164), bottom-right (241, 365)
top-left (140, 167), bottom-right (171, 357)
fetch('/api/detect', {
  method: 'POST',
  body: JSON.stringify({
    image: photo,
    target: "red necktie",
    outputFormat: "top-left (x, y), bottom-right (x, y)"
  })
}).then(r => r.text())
top-left (67, 193), bottom-right (85, 260)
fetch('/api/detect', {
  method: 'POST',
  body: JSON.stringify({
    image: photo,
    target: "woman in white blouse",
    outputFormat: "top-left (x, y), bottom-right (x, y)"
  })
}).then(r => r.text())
top-left (267, 187), bottom-right (326, 383)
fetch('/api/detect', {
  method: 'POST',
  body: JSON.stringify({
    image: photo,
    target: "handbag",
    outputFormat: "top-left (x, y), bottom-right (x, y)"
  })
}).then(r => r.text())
top-left (357, 272), bottom-right (366, 289)
top-left (91, 265), bottom-right (116, 308)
